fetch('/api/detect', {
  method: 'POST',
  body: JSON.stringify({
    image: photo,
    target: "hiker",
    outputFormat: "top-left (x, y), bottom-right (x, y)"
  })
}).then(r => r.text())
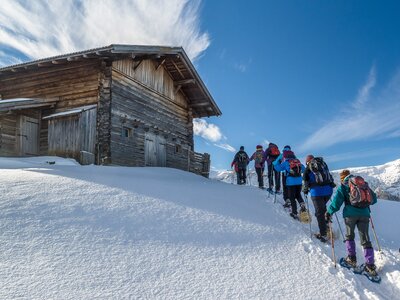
top-left (303, 155), bottom-right (335, 242)
top-left (249, 145), bottom-right (265, 189)
top-left (273, 149), bottom-right (306, 218)
top-left (325, 170), bottom-right (378, 277)
top-left (273, 145), bottom-right (292, 205)
top-left (231, 146), bottom-right (249, 185)
top-left (264, 142), bottom-right (281, 193)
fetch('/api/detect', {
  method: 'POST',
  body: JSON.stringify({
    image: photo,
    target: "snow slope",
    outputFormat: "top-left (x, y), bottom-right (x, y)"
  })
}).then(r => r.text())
top-left (1, 157), bottom-right (399, 299)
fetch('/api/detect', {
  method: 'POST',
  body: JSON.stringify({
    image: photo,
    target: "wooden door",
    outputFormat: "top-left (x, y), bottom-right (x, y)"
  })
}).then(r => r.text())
top-left (19, 116), bottom-right (39, 155)
top-left (145, 132), bottom-right (166, 167)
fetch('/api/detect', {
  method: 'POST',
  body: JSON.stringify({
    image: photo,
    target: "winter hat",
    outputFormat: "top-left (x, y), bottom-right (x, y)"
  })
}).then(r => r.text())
top-left (256, 145), bottom-right (263, 150)
top-left (340, 169), bottom-right (351, 182)
top-left (305, 154), bottom-right (314, 164)
top-left (283, 145), bottom-right (291, 151)
top-left (240, 146), bottom-right (244, 151)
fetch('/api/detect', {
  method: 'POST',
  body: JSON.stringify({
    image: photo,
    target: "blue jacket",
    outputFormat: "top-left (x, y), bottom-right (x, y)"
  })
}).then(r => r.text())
top-left (302, 168), bottom-right (333, 197)
top-left (273, 159), bottom-right (305, 186)
top-left (327, 175), bottom-right (377, 218)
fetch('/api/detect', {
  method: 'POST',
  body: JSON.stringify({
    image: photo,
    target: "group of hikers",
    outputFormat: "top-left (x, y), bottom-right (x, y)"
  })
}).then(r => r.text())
top-left (231, 143), bottom-right (379, 279)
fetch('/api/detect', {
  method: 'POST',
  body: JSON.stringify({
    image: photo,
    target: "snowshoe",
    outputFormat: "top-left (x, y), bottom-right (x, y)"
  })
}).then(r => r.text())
top-left (340, 256), bottom-right (357, 269)
top-left (299, 210), bottom-right (312, 224)
top-left (358, 264), bottom-right (381, 283)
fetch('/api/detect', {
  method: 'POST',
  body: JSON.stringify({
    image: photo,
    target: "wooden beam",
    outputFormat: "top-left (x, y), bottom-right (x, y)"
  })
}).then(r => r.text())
top-left (174, 85), bottom-right (182, 95)
top-left (171, 60), bottom-right (185, 79)
top-left (133, 60), bottom-right (143, 71)
top-left (174, 79), bottom-right (195, 86)
top-left (155, 58), bottom-right (166, 70)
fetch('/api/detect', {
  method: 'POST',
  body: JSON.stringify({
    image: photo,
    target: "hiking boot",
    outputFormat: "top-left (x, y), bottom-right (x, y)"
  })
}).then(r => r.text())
top-left (290, 212), bottom-right (298, 219)
top-left (314, 233), bottom-right (328, 243)
top-left (283, 200), bottom-right (291, 208)
top-left (364, 264), bottom-right (378, 277)
top-left (300, 203), bottom-right (306, 212)
top-left (344, 255), bottom-right (357, 268)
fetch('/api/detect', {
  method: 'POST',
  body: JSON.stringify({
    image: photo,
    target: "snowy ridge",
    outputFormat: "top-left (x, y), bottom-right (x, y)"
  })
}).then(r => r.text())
top-left (1, 157), bottom-right (399, 299)
top-left (213, 158), bottom-right (400, 201)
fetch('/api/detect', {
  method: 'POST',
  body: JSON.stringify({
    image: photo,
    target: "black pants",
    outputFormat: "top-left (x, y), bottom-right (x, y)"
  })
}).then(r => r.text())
top-left (282, 173), bottom-right (288, 200)
top-left (237, 168), bottom-right (247, 184)
top-left (255, 167), bottom-right (264, 188)
top-left (267, 163), bottom-right (281, 191)
top-left (287, 185), bottom-right (304, 214)
top-left (345, 216), bottom-right (372, 248)
top-left (311, 195), bottom-right (331, 236)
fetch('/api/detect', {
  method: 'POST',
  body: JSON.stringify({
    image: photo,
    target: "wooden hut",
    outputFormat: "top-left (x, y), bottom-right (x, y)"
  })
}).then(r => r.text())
top-left (0, 45), bottom-right (221, 177)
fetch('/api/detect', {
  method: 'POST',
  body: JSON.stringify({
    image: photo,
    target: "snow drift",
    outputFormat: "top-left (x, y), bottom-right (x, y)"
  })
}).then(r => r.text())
top-left (0, 157), bottom-right (399, 299)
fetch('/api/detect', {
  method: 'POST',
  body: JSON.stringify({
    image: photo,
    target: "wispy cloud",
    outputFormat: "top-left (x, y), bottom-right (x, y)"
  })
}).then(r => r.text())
top-left (193, 119), bottom-right (235, 152)
top-left (299, 65), bottom-right (400, 152)
top-left (214, 143), bottom-right (236, 153)
top-left (0, 0), bottom-right (210, 66)
top-left (234, 58), bottom-right (252, 73)
top-left (353, 65), bottom-right (376, 109)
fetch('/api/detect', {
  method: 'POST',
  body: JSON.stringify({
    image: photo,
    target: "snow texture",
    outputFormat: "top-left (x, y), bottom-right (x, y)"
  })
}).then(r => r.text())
top-left (1, 157), bottom-right (399, 299)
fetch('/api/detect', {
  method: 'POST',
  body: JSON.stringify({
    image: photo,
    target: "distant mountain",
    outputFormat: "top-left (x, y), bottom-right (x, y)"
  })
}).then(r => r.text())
top-left (331, 159), bottom-right (400, 202)
top-left (211, 159), bottom-right (400, 201)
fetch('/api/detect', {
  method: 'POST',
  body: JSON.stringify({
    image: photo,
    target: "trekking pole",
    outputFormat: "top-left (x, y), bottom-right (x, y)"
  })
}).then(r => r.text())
top-left (368, 208), bottom-right (382, 252)
top-left (328, 220), bottom-right (337, 268)
top-left (334, 213), bottom-right (345, 242)
top-left (304, 194), bottom-right (312, 238)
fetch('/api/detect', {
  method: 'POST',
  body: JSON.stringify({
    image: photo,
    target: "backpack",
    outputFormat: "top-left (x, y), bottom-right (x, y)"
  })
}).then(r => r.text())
top-left (269, 144), bottom-right (280, 156)
top-left (348, 176), bottom-right (373, 208)
top-left (288, 158), bottom-right (302, 177)
top-left (237, 152), bottom-right (247, 163)
top-left (282, 150), bottom-right (295, 162)
top-left (255, 151), bottom-right (264, 165)
top-left (308, 157), bottom-right (334, 185)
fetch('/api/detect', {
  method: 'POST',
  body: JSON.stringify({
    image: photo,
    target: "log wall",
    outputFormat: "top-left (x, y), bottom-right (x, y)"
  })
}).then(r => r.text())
top-left (110, 59), bottom-right (194, 170)
top-left (0, 60), bottom-right (102, 157)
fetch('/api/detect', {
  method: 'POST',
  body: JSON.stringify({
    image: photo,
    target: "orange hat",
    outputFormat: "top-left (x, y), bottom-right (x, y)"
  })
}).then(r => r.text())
top-left (305, 154), bottom-right (314, 164)
top-left (340, 169), bottom-right (351, 182)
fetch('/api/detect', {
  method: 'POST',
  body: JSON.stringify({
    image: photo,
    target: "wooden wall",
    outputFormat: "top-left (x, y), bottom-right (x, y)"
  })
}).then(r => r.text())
top-left (110, 59), bottom-right (194, 170)
top-left (0, 60), bottom-right (102, 157)
top-left (47, 108), bottom-right (97, 162)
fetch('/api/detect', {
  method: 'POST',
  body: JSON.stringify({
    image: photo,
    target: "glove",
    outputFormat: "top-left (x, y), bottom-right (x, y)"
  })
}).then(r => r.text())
top-left (325, 212), bottom-right (332, 223)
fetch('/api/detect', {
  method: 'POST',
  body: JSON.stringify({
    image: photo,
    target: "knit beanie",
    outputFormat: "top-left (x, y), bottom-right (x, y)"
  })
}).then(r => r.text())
top-left (256, 145), bottom-right (263, 150)
top-left (340, 169), bottom-right (351, 182)
top-left (305, 154), bottom-right (314, 164)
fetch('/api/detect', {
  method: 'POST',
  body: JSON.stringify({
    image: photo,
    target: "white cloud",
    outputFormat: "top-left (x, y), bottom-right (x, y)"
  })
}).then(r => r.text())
top-left (193, 119), bottom-right (223, 142)
top-left (299, 66), bottom-right (400, 152)
top-left (0, 0), bottom-right (210, 66)
top-left (193, 119), bottom-right (235, 152)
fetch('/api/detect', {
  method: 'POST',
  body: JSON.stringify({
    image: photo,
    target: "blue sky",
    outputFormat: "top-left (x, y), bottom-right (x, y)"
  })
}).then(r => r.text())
top-left (1, 0), bottom-right (400, 171)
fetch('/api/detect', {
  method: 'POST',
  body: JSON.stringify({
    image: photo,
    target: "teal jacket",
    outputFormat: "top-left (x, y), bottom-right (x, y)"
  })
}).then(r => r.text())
top-left (327, 175), bottom-right (377, 218)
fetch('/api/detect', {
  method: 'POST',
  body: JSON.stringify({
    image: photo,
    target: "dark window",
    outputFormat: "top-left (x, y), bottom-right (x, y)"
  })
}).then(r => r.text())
top-left (175, 144), bottom-right (182, 153)
top-left (122, 126), bottom-right (133, 138)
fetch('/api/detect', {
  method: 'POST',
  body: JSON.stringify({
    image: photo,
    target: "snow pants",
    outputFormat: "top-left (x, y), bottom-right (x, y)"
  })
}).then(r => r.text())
top-left (237, 168), bottom-right (247, 184)
top-left (287, 184), bottom-right (304, 214)
top-left (255, 167), bottom-right (264, 188)
top-left (267, 163), bottom-right (281, 191)
top-left (311, 195), bottom-right (331, 236)
top-left (344, 216), bottom-right (372, 249)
